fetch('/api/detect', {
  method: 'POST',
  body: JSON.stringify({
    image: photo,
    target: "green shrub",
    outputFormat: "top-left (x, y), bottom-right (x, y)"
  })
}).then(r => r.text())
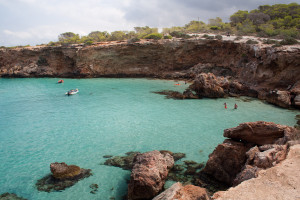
top-left (170, 31), bottom-right (191, 39)
top-left (163, 35), bottom-right (172, 39)
top-left (215, 35), bottom-right (223, 40)
top-left (202, 34), bottom-right (209, 38)
top-left (84, 40), bottom-right (94, 45)
top-left (246, 39), bottom-right (259, 44)
top-left (263, 39), bottom-right (279, 44)
top-left (143, 33), bottom-right (163, 40)
top-left (279, 37), bottom-right (298, 45)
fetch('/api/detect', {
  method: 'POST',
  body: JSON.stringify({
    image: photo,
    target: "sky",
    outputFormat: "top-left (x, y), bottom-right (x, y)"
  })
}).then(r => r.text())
top-left (0, 0), bottom-right (297, 46)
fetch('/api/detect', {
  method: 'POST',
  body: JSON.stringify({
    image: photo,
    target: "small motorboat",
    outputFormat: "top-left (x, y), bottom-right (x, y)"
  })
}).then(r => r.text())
top-left (58, 80), bottom-right (64, 83)
top-left (66, 89), bottom-right (79, 95)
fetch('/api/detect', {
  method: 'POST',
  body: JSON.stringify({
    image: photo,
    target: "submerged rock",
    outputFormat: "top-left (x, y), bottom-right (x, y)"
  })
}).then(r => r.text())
top-left (89, 183), bottom-right (99, 194)
top-left (153, 90), bottom-right (198, 100)
top-left (36, 162), bottom-right (92, 192)
top-left (0, 193), bottom-right (27, 200)
top-left (167, 160), bottom-right (205, 186)
top-left (128, 150), bottom-right (174, 200)
top-left (104, 152), bottom-right (140, 170)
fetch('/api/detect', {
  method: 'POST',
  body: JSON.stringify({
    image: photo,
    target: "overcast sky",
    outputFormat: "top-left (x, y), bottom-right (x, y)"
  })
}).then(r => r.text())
top-left (0, 0), bottom-right (297, 46)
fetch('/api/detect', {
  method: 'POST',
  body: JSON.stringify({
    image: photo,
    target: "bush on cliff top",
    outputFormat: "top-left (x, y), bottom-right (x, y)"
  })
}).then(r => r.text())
top-left (279, 37), bottom-right (299, 45)
top-left (143, 33), bottom-right (163, 40)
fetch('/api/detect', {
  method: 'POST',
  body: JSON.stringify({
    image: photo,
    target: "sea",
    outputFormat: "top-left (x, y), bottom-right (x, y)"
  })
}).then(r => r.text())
top-left (0, 78), bottom-right (299, 200)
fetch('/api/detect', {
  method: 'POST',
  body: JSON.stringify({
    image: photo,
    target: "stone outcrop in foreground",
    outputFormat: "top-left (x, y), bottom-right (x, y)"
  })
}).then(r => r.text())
top-left (153, 182), bottom-right (210, 200)
top-left (212, 144), bottom-right (300, 200)
top-left (36, 162), bottom-right (92, 192)
top-left (201, 121), bottom-right (299, 186)
top-left (127, 150), bottom-right (174, 200)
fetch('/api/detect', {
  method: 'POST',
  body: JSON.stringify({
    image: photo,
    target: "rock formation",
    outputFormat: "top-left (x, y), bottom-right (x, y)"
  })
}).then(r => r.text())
top-left (153, 182), bottom-right (211, 200)
top-left (127, 150), bottom-right (174, 200)
top-left (223, 121), bottom-right (295, 145)
top-left (36, 162), bottom-right (92, 192)
top-left (201, 139), bottom-right (252, 185)
top-left (201, 121), bottom-right (299, 187)
top-left (212, 144), bottom-right (300, 200)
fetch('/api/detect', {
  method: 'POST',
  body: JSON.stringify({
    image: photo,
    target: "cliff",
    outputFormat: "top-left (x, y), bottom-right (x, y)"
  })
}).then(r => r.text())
top-left (0, 38), bottom-right (299, 107)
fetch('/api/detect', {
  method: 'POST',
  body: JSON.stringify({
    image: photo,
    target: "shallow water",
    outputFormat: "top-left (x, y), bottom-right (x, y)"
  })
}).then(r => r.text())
top-left (0, 78), bottom-right (298, 200)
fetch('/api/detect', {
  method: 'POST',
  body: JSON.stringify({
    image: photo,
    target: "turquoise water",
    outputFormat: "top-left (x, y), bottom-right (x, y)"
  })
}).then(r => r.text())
top-left (0, 78), bottom-right (299, 200)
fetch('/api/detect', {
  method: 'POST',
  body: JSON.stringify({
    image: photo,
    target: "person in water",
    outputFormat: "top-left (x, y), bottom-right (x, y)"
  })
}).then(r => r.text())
top-left (224, 102), bottom-right (227, 109)
top-left (234, 103), bottom-right (238, 109)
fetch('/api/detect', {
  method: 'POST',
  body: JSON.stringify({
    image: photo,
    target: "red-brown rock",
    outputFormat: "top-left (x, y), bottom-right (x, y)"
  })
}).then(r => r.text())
top-left (201, 139), bottom-right (252, 185)
top-left (153, 182), bottom-right (210, 200)
top-left (253, 145), bottom-right (288, 169)
top-left (223, 121), bottom-right (291, 145)
top-left (189, 73), bottom-right (227, 98)
top-left (128, 150), bottom-right (174, 200)
top-left (50, 162), bottom-right (81, 180)
top-left (264, 90), bottom-right (291, 108)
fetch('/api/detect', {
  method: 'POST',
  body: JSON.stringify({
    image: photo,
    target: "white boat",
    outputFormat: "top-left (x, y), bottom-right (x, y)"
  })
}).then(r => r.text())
top-left (66, 89), bottom-right (79, 95)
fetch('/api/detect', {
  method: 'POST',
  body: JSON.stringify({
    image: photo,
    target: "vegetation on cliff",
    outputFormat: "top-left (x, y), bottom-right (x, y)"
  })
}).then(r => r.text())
top-left (1, 3), bottom-right (298, 48)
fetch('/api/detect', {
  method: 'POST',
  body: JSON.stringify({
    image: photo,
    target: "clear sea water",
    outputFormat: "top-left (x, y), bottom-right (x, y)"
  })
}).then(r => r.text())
top-left (0, 78), bottom-right (299, 200)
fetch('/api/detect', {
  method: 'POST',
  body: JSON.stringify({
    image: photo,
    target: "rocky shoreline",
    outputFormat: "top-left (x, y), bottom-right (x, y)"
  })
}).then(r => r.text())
top-left (1, 38), bottom-right (299, 109)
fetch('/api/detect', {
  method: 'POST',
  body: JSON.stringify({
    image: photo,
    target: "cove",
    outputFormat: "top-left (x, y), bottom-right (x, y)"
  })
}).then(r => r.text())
top-left (0, 78), bottom-right (299, 200)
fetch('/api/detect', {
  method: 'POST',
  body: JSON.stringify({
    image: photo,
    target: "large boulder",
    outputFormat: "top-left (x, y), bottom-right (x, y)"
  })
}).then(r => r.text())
top-left (189, 73), bottom-right (246, 98)
top-left (153, 182), bottom-right (211, 200)
top-left (189, 73), bottom-right (227, 98)
top-left (201, 139), bottom-right (252, 185)
top-left (128, 150), bottom-right (174, 200)
top-left (223, 121), bottom-right (297, 145)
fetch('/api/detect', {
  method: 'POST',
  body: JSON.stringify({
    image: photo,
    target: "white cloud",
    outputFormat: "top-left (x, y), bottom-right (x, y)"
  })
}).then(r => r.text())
top-left (0, 0), bottom-right (297, 46)
top-left (3, 30), bottom-right (33, 39)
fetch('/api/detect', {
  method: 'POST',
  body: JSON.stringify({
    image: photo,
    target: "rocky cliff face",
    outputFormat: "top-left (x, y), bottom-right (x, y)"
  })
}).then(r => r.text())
top-left (1, 39), bottom-right (299, 107)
